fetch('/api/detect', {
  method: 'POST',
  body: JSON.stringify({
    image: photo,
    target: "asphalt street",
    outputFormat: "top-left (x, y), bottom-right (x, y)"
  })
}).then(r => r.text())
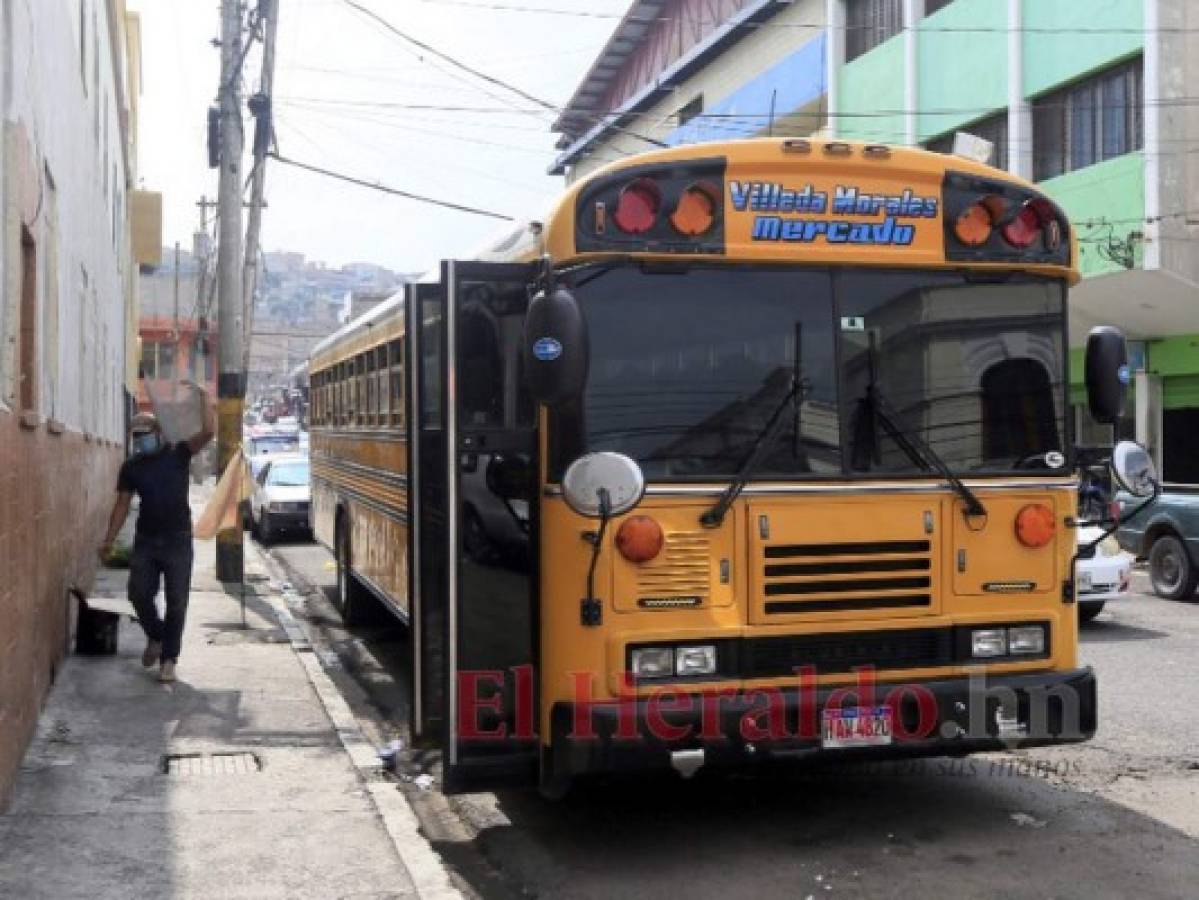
top-left (267, 535), bottom-right (1199, 900)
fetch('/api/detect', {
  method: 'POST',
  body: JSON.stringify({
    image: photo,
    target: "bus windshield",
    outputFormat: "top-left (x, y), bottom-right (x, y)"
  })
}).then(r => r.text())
top-left (550, 265), bottom-right (1066, 481)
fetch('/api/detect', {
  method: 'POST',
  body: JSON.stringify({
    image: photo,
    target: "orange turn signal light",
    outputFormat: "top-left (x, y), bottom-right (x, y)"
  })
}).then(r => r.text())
top-left (954, 195), bottom-right (1006, 247)
top-left (669, 182), bottom-right (718, 236)
top-left (615, 515), bottom-right (664, 563)
top-left (1014, 503), bottom-right (1055, 548)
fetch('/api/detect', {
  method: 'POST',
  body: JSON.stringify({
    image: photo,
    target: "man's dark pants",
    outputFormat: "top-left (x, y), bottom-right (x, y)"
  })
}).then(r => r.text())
top-left (128, 533), bottom-right (194, 662)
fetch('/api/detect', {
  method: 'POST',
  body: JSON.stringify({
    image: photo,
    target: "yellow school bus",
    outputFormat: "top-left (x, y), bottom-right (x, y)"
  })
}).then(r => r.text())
top-left (309, 138), bottom-right (1154, 795)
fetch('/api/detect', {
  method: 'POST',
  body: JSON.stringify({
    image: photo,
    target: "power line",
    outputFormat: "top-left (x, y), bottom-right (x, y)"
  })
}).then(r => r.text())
top-left (268, 150), bottom-right (517, 220)
top-left (409, 0), bottom-right (1199, 34)
top-left (339, 0), bottom-right (669, 150)
top-left (341, 0), bottom-right (564, 115)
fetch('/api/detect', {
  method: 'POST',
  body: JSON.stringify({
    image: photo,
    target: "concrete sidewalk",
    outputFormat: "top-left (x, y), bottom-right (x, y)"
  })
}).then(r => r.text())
top-left (0, 500), bottom-right (454, 899)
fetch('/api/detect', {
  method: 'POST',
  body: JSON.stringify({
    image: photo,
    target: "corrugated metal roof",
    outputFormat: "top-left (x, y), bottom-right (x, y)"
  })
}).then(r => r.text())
top-left (551, 0), bottom-right (670, 137)
top-left (550, 0), bottom-right (789, 175)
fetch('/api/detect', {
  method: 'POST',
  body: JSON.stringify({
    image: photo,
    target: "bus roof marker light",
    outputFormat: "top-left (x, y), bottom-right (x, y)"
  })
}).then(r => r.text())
top-left (863, 144), bottom-right (891, 159)
top-left (781, 139), bottom-right (811, 154)
top-left (669, 182), bottom-right (718, 237)
top-left (613, 178), bottom-right (661, 234)
top-left (954, 195), bottom-right (1005, 247)
top-left (1001, 198), bottom-right (1055, 249)
top-left (823, 142), bottom-right (853, 156)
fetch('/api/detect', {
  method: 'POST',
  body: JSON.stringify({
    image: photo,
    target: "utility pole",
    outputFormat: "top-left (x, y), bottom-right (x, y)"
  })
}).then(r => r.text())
top-left (172, 241), bottom-right (181, 336)
top-left (242, 0), bottom-right (280, 394)
top-left (216, 0), bottom-right (246, 583)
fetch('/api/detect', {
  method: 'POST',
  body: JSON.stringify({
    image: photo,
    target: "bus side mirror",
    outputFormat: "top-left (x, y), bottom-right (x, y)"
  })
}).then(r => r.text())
top-left (1084, 326), bottom-right (1129, 426)
top-left (523, 286), bottom-right (588, 407)
top-left (1111, 441), bottom-right (1158, 498)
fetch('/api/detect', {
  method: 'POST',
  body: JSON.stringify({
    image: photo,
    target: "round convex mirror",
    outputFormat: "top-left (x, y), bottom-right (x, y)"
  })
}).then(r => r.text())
top-left (561, 452), bottom-right (645, 518)
top-left (1111, 440), bottom-right (1157, 497)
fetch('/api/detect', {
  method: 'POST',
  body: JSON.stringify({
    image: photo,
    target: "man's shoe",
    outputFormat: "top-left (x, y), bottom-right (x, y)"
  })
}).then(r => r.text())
top-left (142, 640), bottom-right (163, 667)
top-left (158, 661), bottom-right (177, 683)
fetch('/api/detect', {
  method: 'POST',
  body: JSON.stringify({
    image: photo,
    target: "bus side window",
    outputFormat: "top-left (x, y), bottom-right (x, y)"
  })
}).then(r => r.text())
top-left (389, 339), bottom-right (404, 428)
top-left (367, 348), bottom-right (379, 427)
top-left (354, 353), bottom-right (365, 426)
top-left (379, 345), bottom-right (390, 425)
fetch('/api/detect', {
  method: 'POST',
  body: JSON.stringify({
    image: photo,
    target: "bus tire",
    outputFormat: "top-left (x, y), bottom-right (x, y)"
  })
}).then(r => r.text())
top-left (335, 515), bottom-right (370, 626)
top-left (1148, 534), bottom-right (1197, 600)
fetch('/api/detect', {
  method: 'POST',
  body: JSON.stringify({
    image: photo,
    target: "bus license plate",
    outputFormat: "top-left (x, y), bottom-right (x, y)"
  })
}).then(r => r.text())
top-left (821, 706), bottom-right (893, 749)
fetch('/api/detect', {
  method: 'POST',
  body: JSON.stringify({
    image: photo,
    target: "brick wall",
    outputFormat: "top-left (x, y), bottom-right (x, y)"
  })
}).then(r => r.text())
top-left (0, 410), bottom-right (121, 808)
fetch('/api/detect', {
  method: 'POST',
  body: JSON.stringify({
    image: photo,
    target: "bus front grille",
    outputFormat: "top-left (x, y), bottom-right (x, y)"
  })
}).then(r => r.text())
top-left (761, 540), bottom-right (933, 615)
top-left (742, 627), bottom-right (953, 677)
top-left (635, 531), bottom-right (710, 606)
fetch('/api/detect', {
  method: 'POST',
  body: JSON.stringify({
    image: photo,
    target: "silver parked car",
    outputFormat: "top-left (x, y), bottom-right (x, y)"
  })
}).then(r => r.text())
top-left (250, 454), bottom-right (311, 545)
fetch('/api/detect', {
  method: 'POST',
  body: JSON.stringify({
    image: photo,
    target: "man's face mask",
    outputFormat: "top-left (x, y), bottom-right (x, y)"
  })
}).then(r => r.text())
top-left (132, 431), bottom-right (163, 456)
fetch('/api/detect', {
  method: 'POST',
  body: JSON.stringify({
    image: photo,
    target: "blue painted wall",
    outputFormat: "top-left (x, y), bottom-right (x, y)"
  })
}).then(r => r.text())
top-left (666, 33), bottom-right (827, 146)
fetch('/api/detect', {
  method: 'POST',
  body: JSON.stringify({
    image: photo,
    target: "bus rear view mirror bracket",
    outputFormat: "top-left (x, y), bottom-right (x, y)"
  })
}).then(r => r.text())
top-left (1084, 326), bottom-right (1128, 425)
top-left (523, 284), bottom-right (588, 407)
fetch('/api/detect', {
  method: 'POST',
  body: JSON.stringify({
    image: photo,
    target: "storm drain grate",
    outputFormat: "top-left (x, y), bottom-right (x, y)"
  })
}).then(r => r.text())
top-left (161, 752), bottom-right (263, 776)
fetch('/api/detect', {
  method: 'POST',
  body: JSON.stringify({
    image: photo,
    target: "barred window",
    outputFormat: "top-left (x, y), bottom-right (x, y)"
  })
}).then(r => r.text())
top-left (1033, 57), bottom-right (1143, 181)
top-left (846, 0), bottom-right (903, 63)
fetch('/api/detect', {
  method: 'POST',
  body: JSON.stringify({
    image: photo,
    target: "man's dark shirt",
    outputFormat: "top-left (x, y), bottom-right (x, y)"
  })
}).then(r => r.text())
top-left (117, 442), bottom-right (194, 537)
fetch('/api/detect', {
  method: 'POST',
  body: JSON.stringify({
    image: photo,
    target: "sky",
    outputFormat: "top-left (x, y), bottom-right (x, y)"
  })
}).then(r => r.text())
top-left (129, 0), bottom-right (630, 272)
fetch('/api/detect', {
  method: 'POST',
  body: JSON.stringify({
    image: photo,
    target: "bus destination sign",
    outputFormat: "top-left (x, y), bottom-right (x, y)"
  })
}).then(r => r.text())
top-left (730, 180), bottom-right (939, 247)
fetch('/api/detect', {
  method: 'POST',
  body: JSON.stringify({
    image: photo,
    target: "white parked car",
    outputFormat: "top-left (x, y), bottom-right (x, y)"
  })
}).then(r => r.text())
top-left (250, 454), bottom-right (311, 545)
top-left (1076, 525), bottom-right (1134, 623)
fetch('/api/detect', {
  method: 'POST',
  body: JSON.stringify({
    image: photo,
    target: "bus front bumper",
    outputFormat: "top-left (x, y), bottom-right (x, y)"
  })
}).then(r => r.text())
top-left (546, 667), bottom-right (1096, 779)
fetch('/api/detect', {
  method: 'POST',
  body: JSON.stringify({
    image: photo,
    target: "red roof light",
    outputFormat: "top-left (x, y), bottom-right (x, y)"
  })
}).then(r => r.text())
top-left (613, 179), bottom-right (661, 234)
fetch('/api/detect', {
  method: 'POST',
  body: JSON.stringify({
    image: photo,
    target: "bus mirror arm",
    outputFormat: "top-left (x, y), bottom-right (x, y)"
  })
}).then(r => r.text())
top-left (580, 488), bottom-right (611, 627)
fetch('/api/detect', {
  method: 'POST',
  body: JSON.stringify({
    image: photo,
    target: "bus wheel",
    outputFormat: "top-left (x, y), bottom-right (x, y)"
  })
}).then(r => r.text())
top-left (336, 518), bottom-right (369, 625)
top-left (1148, 535), bottom-right (1197, 600)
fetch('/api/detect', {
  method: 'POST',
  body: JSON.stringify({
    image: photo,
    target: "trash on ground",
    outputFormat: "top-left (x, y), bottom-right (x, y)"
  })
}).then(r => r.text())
top-left (1010, 812), bottom-right (1047, 828)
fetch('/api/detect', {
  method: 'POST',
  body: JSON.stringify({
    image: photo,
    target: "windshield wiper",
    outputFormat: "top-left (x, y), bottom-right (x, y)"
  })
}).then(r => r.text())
top-left (865, 383), bottom-right (987, 520)
top-left (700, 375), bottom-right (801, 529)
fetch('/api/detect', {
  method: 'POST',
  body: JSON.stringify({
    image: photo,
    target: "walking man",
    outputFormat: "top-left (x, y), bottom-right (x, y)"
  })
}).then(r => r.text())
top-left (99, 382), bottom-right (215, 682)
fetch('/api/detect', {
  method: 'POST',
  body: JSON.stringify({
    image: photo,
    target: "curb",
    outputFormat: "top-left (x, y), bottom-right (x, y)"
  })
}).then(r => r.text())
top-left (247, 544), bottom-right (465, 900)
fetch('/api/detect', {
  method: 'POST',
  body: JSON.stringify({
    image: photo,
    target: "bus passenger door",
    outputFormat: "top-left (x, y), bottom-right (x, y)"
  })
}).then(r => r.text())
top-left (418, 260), bottom-right (540, 792)
top-left (408, 281), bottom-right (448, 744)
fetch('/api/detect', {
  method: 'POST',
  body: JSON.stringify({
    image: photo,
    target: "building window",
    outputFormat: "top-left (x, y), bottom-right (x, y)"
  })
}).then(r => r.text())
top-left (846, 0), bottom-right (903, 63)
top-left (19, 227), bottom-right (38, 412)
top-left (925, 0), bottom-right (955, 16)
top-left (140, 341), bottom-right (176, 381)
top-left (926, 110), bottom-right (1009, 171)
top-left (1033, 57), bottom-right (1143, 181)
top-left (677, 95), bottom-right (703, 127)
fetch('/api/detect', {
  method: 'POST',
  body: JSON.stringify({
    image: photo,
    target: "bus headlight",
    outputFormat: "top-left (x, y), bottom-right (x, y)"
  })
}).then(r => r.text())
top-left (630, 647), bottom-right (673, 678)
top-left (1008, 625), bottom-right (1047, 655)
top-left (971, 629), bottom-right (1008, 658)
top-left (675, 645), bottom-right (717, 677)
